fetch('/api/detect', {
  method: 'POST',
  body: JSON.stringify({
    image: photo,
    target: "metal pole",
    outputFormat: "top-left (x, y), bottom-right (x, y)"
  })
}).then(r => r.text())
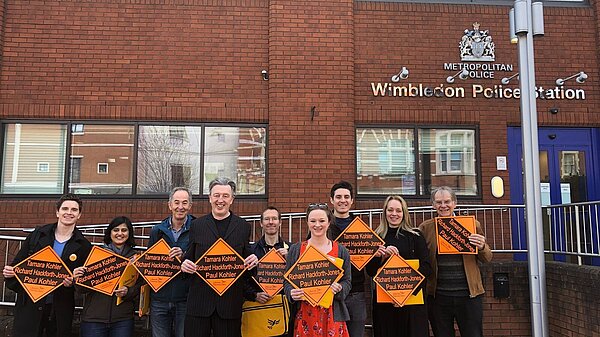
top-left (515, 1), bottom-right (549, 336)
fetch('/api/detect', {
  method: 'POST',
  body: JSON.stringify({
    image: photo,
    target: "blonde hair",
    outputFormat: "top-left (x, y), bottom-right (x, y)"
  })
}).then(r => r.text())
top-left (375, 195), bottom-right (419, 239)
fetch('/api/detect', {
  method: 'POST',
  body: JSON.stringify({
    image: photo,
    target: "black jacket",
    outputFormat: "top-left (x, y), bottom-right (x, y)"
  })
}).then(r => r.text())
top-left (330, 214), bottom-right (367, 293)
top-left (183, 212), bottom-right (253, 319)
top-left (79, 244), bottom-right (142, 323)
top-left (6, 223), bottom-right (92, 337)
top-left (365, 228), bottom-right (432, 295)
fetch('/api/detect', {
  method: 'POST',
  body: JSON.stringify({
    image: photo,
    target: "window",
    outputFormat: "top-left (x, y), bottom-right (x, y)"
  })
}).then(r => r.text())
top-left (204, 126), bottom-right (266, 195)
top-left (37, 162), bottom-right (50, 173)
top-left (137, 125), bottom-right (201, 194)
top-left (71, 124), bottom-right (84, 134)
top-left (97, 163), bottom-right (109, 174)
top-left (1, 122), bottom-right (267, 196)
top-left (69, 125), bottom-right (134, 195)
top-left (356, 128), bottom-right (415, 195)
top-left (70, 157), bottom-right (82, 183)
top-left (357, 127), bottom-right (478, 197)
top-left (169, 126), bottom-right (187, 143)
top-left (171, 164), bottom-right (191, 188)
top-left (1, 123), bottom-right (67, 194)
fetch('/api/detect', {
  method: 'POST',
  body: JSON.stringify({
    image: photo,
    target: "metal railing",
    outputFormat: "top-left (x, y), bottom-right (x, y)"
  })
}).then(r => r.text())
top-left (1, 201), bottom-right (599, 308)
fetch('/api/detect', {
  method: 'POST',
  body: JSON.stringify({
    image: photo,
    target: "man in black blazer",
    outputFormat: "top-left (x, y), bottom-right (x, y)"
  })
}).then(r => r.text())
top-left (181, 177), bottom-right (258, 337)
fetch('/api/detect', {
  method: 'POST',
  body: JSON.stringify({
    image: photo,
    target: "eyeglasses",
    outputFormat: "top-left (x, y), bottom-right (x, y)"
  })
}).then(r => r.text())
top-left (308, 203), bottom-right (329, 210)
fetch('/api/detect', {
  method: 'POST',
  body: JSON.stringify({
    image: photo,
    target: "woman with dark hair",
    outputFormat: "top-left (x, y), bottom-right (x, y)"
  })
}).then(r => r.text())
top-left (74, 216), bottom-right (141, 337)
top-left (366, 195), bottom-right (432, 337)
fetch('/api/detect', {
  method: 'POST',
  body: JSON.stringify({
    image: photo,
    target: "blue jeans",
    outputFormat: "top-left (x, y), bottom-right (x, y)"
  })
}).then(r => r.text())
top-left (80, 320), bottom-right (133, 337)
top-left (150, 300), bottom-right (186, 337)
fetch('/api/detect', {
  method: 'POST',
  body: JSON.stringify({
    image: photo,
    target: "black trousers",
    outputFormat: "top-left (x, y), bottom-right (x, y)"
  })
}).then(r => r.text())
top-left (427, 294), bottom-right (483, 337)
top-left (184, 313), bottom-right (241, 337)
top-left (37, 303), bottom-right (58, 337)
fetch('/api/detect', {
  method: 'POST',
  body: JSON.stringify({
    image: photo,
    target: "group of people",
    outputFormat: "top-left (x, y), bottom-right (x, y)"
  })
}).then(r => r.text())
top-left (2, 177), bottom-right (492, 337)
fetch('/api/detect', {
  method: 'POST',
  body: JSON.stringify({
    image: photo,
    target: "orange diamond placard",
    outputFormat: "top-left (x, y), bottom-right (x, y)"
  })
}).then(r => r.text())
top-left (373, 254), bottom-right (424, 307)
top-left (435, 216), bottom-right (478, 255)
top-left (195, 238), bottom-right (247, 296)
top-left (13, 246), bottom-right (73, 303)
top-left (76, 246), bottom-right (130, 295)
top-left (252, 249), bottom-right (287, 297)
top-left (335, 217), bottom-right (385, 270)
top-left (375, 259), bottom-right (424, 306)
top-left (133, 239), bottom-right (182, 292)
top-left (284, 245), bottom-right (343, 307)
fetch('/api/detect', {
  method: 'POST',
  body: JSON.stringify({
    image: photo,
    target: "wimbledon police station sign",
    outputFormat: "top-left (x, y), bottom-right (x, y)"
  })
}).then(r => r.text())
top-left (371, 23), bottom-right (586, 101)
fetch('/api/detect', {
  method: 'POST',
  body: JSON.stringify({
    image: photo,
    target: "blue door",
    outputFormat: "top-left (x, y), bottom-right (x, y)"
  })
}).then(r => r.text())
top-left (507, 127), bottom-right (600, 264)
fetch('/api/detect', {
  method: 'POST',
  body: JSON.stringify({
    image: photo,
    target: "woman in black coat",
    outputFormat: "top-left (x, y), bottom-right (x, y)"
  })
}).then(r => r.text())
top-left (2, 194), bottom-right (92, 337)
top-left (366, 195), bottom-right (432, 337)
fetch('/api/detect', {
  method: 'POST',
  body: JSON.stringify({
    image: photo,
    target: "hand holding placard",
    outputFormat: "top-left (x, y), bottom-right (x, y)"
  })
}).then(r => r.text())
top-left (194, 238), bottom-right (247, 296)
top-left (253, 248), bottom-right (287, 297)
top-left (133, 239), bottom-right (181, 292)
top-left (435, 216), bottom-right (478, 255)
top-left (283, 245), bottom-right (343, 307)
top-left (75, 246), bottom-right (130, 296)
top-left (12, 246), bottom-right (73, 303)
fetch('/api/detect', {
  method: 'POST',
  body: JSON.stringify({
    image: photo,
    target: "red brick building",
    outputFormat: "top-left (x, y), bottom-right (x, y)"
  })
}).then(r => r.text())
top-left (1, 1), bottom-right (599, 336)
top-left (2, 0), bottom-right (598, 226)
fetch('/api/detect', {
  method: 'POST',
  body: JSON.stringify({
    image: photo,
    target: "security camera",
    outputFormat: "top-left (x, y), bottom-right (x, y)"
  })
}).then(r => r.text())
top-left (576, 72), bottom-right (588, 84)
top-left (261, 70), bottom-right (269, 81)
top-left (391, 67), bottom-right (409, 82)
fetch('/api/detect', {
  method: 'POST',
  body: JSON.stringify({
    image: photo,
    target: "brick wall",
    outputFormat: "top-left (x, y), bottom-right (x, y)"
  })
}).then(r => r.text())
top-left (480, 261), bottom-right (600, 337)
top-left (546, 262), bottom-right (600, 337)
top-left (0, 0), bottom-right (599, 217)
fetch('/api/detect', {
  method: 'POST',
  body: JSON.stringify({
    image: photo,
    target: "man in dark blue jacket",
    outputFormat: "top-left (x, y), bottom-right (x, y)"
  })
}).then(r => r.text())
top-left (148, 187), bottom-right (195, 337)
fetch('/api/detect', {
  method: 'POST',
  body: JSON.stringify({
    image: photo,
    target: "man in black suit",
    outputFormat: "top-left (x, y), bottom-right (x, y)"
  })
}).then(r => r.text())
top-left (181, 177), bottom-right (258, 337)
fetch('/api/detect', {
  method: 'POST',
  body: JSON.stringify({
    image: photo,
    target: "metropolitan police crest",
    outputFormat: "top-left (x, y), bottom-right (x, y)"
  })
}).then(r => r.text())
top-left (459, 22), bottom-right (495, 62)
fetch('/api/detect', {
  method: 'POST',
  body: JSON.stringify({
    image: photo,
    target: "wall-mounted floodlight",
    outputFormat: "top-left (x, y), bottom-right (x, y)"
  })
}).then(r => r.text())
top-left (555, 72), bottom-right (588, 86)
top-left (446, 68), bottom-right (469, 84)
top-left (513, 0), bottom-right (528, 35)
top-left (532, 2), bottom-right (545, 37)
top-left (261, 70), bottom-right (269, 81)
top-left (491, 176), bottom-right (505, 198)
top-left (501, 73), bottom-right (519, 85)
top-left (509, 8), bottom-right (518, 44)
top-left (391, 67), bottom-right (409, 82)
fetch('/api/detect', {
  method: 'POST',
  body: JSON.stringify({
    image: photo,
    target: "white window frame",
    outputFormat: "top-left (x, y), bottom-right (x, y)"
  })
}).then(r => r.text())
top-left (37, 162), bottom-right (50, 173)
top-left (97, 163), bottom-right (109, 174)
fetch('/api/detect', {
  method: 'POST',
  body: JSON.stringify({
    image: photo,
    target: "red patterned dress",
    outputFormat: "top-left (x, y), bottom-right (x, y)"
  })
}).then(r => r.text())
top-left (293, 241), bottom-right (350, 337)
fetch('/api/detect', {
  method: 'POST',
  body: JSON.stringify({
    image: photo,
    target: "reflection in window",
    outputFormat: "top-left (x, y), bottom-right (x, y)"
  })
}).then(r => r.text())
top-left (71, 124), bottom-right (84, 134)
top-left (69, 125), bottom-right (134, 195)
top-left (2, 122), bottom-right (268, 196)
top-left (97, 163), bottom-right (109, 174)
top-left (419, 129), bottom-right (477, 196)
top-left (37, 162), bottom-right (50, 173)
top-left (356, 127), bottom-right (478, 197)
top-left (70, 157), bottom-right (82, 183)
top-left (1, 124), bottom-right (67, 194)
top-left (137, 125), bottom-right (201, 194)
top-left (356, 128), bottom-right (415, 194)
top-left (204, 126), bottom-right (266, 195)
